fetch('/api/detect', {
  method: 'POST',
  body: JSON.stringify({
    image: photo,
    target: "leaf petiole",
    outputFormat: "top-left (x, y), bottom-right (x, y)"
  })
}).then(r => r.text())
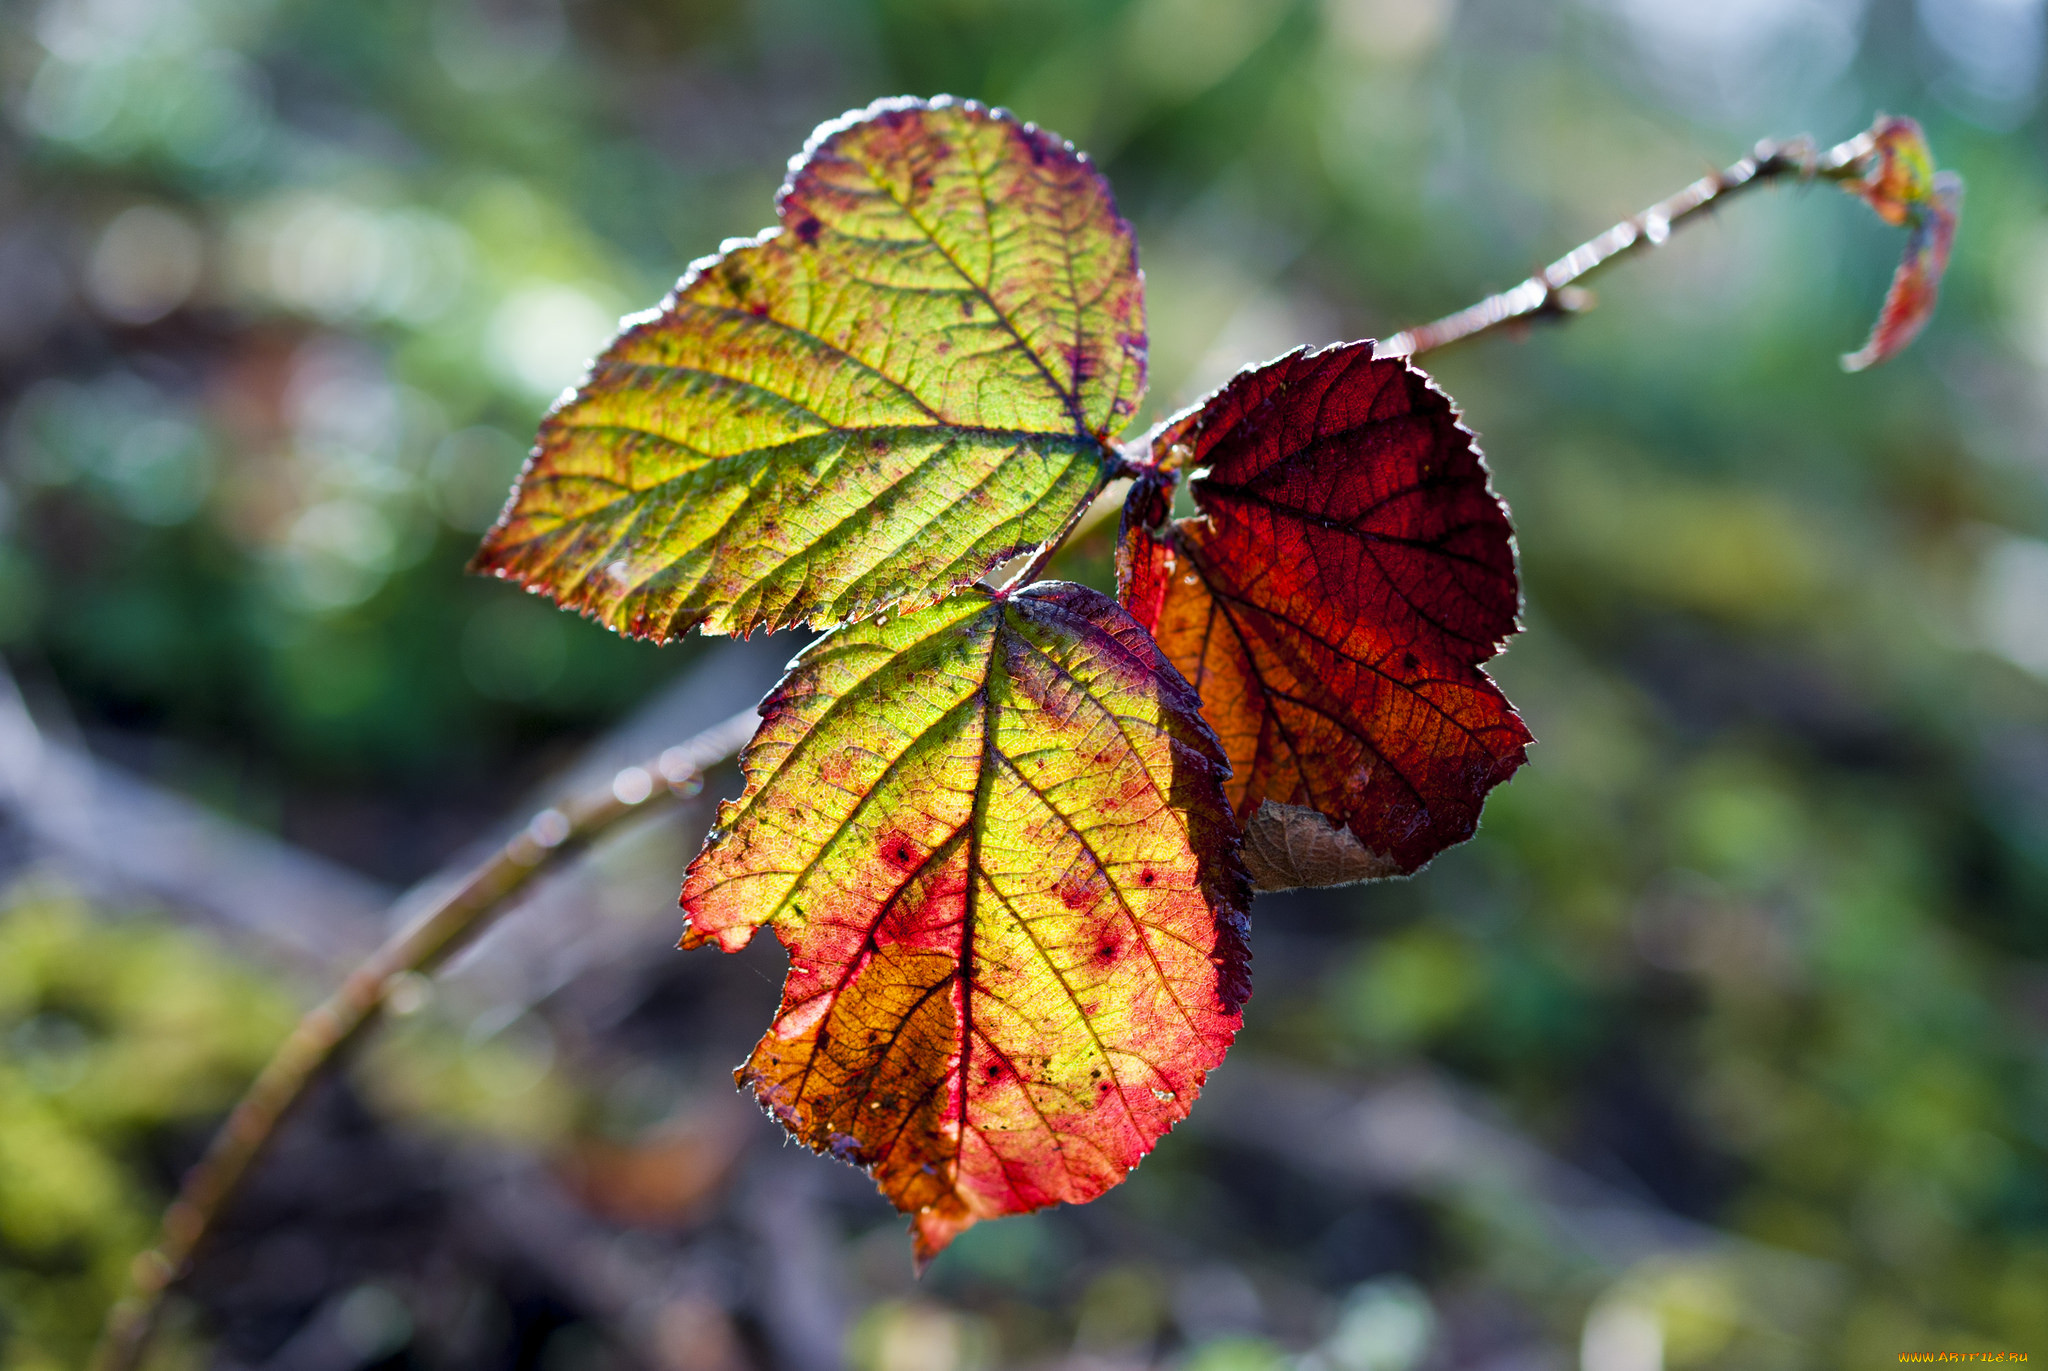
top-left (998, 474), bottom-right (1110, 592)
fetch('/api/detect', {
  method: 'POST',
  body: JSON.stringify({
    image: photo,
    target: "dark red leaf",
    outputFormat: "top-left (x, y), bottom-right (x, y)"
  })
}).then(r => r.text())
top-left (1119, 342), bottom-right (1530, 884)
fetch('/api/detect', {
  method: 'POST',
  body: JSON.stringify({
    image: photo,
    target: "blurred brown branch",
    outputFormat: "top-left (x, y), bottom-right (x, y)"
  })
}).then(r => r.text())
top-left (1192, 1056), bottom-right (1842, 1335)
top-left (0, 660), bottom-right (391, 968)
top-left (89, 707), bottom-right (760, 1371)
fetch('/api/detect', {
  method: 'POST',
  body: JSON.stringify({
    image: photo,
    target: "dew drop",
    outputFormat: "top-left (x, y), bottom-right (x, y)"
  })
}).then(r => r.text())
top-left (527, 808), bottom-right (571, 847)
top-left (612, 766), bottom-right (654, 805)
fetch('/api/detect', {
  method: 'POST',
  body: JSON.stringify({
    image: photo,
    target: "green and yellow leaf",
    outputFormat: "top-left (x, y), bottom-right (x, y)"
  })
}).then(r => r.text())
top-left (474, 96), bottom-right (1146, 639)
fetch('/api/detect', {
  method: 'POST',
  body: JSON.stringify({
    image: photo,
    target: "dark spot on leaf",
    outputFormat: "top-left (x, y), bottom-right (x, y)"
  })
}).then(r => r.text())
top-left (794, 215), bottom-right (822, 243)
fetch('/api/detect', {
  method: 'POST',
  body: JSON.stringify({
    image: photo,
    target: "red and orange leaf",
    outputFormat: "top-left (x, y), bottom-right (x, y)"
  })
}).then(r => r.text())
top-left (474, 96), bottom-right (1145, 640)
top-left (1119, 342), bottom-right (1530, 887)
top-left (1841, 173), bottom-right (1959, 372)
top-left (681, 583), bottom-right (1248, 1262)
top-left (1839, 115), bottom-right (1961, 372)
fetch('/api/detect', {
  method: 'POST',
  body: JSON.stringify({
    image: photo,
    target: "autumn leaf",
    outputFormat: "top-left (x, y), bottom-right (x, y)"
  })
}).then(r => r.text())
top-left (1119, 342), bottom-right (1530, 888)
top-left (1845, 115), bottom-right (1943, 229)
top-left (1839, 116), bottom-right (1961, 372)
top-left (680, 583), bottom-right (1248, 1261)
top-left (474, 96), bottom-right (1145, 639)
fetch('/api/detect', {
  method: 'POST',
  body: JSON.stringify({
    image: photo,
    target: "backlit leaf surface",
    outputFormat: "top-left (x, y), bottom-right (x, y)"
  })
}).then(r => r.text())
top-left (681, 583), bottom-right (1248, 1260)
top-left (474, 97), bottom-right (1145, 639)
top-left (1120, 342), bottom-right (1530, 885)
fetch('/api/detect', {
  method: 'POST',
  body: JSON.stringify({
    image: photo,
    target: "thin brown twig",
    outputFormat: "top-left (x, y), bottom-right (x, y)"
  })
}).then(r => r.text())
top-left (89, 707), bottom-right (759, 1371)
top-left (1380, 128), bottom-right (1876, 359)
top-left (1043, 128), bottom-right (1882, 571)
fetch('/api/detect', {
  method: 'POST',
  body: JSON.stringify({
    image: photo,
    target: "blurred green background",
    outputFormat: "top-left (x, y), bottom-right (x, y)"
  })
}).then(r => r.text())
top-left (0, 0), bottom-right (2044, 1368)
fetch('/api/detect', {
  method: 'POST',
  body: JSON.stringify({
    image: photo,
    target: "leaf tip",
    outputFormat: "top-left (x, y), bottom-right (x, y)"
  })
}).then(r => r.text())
top-left (910, 1205), bottom-right (975, 1271)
